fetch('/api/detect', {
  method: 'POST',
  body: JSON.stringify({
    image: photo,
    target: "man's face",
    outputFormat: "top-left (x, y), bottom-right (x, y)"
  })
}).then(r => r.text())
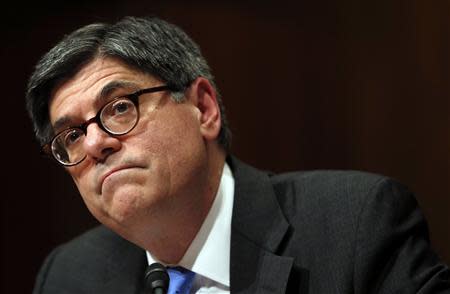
top-left (49, 57), bottom-right (214, 234)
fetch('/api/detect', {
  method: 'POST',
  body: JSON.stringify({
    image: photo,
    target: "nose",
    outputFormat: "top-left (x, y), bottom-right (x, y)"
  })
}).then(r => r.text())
top-left (83, 123), bottom-right (121, 163)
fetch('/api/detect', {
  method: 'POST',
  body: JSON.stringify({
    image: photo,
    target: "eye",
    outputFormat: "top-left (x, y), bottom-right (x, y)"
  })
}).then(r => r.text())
top-left (111, 99), bottom-right (134, 116)
top-left (63, 129), bottom-right (83, 146)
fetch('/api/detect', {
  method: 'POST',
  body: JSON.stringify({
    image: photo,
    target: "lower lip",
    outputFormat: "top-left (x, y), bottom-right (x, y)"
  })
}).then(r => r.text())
top-left (101, 167), bottom-right (136, 192)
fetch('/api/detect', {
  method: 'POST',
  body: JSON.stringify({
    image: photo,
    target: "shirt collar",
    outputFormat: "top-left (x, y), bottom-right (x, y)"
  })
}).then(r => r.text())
top-left (146, 162), bottom-right (235, 286)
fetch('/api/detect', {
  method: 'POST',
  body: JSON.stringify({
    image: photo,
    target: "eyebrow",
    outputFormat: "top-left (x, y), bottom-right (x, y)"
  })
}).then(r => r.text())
top-left (52, 80), bottom-right (140, 132)
top-left (96, 80), bottom-right (139, 106)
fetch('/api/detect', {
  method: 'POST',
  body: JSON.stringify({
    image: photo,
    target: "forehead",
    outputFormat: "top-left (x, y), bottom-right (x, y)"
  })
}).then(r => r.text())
top-left (49, 57), bottom-right (159, 127)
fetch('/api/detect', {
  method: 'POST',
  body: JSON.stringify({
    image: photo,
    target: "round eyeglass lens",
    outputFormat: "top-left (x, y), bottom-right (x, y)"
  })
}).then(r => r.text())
top-left (52, 128), bottom-right (86, 165)
top-left (101, 98), bottom-right (139, 134)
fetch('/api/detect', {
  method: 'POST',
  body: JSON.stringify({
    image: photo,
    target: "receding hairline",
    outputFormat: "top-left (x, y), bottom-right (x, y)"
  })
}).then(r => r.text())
top-left (49, 57), bottom-right (165, 133)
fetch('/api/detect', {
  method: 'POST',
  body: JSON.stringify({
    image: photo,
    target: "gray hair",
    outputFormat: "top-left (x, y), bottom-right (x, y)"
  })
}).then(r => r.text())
top-left (26, 16), bottom-right (231, 150)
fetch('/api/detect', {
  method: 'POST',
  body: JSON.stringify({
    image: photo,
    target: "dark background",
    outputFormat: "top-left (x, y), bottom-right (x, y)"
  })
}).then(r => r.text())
top-left (2, 1), bottom-right (449, 293)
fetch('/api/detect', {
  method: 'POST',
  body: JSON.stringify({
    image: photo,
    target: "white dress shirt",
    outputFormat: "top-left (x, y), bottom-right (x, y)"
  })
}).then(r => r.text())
top-left (147, 162), bottom-right (235, 293)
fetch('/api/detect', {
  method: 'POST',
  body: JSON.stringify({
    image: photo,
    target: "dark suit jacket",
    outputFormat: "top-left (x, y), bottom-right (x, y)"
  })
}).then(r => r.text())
top-left (33, 157), bottom-right (450, 293)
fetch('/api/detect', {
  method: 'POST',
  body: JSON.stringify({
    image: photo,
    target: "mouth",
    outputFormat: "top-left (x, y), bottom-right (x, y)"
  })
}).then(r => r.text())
top-left (99, 165), bottom-right (142, 194)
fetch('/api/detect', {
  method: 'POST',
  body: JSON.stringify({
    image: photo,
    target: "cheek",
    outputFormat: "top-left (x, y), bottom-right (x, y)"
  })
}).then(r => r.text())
top-left (130, 111), bottom-right (206, 189)
top-left (70, 163), bottom-right (96, 193)
top-left (70, 167), bottom-right (103, 215)
top-left (137, 110), bottom-right (203, 156)
top-left (72, 171), bottom-right (120, 226)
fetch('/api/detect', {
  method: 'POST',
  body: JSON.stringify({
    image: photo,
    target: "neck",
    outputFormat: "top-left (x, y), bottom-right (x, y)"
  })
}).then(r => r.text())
top-left (132, 148), bottom-right (226, 264)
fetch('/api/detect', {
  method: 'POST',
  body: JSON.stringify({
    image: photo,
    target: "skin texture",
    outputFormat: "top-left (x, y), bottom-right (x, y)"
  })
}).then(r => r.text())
top-left (49, 57), bottom-right (225, 263)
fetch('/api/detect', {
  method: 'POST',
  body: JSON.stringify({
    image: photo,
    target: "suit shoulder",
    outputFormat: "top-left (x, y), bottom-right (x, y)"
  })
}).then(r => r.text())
top-left (269, 170), bottom-right (414, 220)
top-left (271, 169), bottom-right (386, 185)
top-left (41, 226), bottom-right (121, 267)
top-left (270, 170), bottom-right (390, 198)
top-left (52, 226), bottom-right (117, 254)
top-left (34, 226), bottom-right (145, 292)
top-left (53, 225), bottom-right (142, 262)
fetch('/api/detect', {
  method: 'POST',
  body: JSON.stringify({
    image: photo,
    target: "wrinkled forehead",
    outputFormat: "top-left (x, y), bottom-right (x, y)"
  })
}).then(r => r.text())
top-left (49, 57), bottom-right (160, 114)
top-left (48, 57), bottom-right (160, 127)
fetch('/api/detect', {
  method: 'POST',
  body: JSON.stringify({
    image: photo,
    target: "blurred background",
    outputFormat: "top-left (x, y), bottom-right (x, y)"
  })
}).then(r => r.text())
top-left (2, 0), bottom-right (449, 292)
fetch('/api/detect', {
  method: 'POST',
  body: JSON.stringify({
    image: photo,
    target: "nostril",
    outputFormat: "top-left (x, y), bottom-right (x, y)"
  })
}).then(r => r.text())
top-left (101, 147), bottom-right (115, 156)
top-left (91, 146), bottom-right (116, 164)
top-left (95, 147), bottom-right (116, 163)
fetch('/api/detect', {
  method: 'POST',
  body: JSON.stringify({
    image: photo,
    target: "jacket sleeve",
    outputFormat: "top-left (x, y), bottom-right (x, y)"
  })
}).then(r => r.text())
top-left (353, 178), bottom-right (450, 293)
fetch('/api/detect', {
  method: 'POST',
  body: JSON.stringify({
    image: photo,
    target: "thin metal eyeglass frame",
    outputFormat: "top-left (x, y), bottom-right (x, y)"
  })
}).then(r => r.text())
top-left (42, 85), bottom-right (173, 166)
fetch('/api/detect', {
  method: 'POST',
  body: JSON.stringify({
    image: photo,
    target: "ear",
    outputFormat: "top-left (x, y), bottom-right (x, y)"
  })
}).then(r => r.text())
top-left (186, 77), bottom-right (221, 142)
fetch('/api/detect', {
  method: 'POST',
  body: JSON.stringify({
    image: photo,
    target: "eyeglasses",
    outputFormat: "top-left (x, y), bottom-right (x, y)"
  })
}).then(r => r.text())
top-left (42, 85), bottom-right (173, 166)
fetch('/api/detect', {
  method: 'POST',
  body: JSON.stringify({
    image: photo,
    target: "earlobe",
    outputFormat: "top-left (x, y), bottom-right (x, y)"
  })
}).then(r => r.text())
top-left (189, 78), bottom-right (221, 141)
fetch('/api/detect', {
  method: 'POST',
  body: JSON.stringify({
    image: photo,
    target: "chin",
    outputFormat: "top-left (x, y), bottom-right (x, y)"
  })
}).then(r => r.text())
top-left (104, 188), bottom-right (143, 223)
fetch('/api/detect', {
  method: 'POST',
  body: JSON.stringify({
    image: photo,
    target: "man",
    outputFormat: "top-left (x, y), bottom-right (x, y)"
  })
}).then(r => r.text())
top-left (27, 16), bottom-right (449, 293)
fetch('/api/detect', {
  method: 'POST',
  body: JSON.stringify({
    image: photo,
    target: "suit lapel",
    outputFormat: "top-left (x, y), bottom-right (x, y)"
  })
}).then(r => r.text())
top-left (228, 157), bottom-right (293, 294)
top-left (231, 230), bottom-right (294, 294)
top-left (103, 250), bottom-right (147, 294)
